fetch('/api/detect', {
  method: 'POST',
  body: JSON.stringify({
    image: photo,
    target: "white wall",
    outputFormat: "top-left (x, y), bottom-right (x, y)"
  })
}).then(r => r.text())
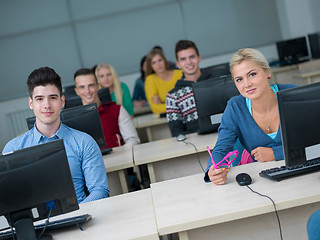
top-left (276, 0), bottom-right (315, 39)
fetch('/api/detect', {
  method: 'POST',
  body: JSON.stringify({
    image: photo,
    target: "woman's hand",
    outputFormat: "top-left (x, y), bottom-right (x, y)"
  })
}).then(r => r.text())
top-left (133, 100), bottom-right (147, 107)
top-left (151, 94), bottom-right (162, 104)
top-left (208, 166), bottom-right (229, 185)
top-left (251, 147), bottom-right (275, 162)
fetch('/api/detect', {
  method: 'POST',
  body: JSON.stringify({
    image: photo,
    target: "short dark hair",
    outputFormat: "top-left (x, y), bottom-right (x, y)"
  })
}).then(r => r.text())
top-left (27, 67), bottom-right (62, 98)
top-left (73, 68), bottom-right (97, 84)
top-left (175, 40), bottom-right (199, 60)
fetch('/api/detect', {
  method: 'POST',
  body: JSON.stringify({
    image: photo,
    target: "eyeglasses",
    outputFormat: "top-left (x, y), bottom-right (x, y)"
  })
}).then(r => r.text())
top-left (206, 146), bottom-right (239, 170)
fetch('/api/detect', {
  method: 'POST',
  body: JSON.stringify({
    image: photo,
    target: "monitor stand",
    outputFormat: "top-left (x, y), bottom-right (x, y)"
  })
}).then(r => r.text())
top-left (6, 210), bottom-right (52, 240)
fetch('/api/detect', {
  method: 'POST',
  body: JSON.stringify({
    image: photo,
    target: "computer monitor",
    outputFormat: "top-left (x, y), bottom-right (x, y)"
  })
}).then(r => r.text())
top-left (308, 32), bottom-right (320, 59)
top-left (63, 85), bottom-right (77, 97)
top-left (64, 88), bottom-right (111, 109)
top-left (98, 88), bottom-right (112, 104)
top-left (0, 139), bottom-right (79, 239)
top-left (277, 81), bottom-right (320, 167)
top-left (203, 62), bottom-right (230, 78)
top-left (26, 103), bottom-right (106, 149)
top-left (64, 95), bottom-right (82, 109)
top-left (192, 75), bottom-right (240, 134)
top-left (276, 36), bottom-right (310, 66)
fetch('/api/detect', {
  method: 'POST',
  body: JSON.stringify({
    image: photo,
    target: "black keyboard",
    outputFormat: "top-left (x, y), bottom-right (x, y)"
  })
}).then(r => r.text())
top-left (0, 214), bottom-right (91, 240)
top-left (259, 158), bottom-right (320, 181)
top-left (101, 148), bottom-right (112, 155)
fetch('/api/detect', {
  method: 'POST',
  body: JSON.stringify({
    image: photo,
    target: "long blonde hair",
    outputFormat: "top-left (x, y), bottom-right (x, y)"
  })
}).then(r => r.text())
top-left (95, 63), bottom-right (123, 105)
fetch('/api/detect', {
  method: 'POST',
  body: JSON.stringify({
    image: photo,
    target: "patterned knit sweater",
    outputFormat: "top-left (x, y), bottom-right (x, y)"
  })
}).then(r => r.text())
top-left (166, 69), bottom-right (215, 136)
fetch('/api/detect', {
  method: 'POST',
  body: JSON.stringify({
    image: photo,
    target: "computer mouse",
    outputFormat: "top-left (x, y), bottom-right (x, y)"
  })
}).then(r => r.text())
top-left (176, 134), bottom-right (186, 141)
top-left (236, 173), bottom-right (252, 186)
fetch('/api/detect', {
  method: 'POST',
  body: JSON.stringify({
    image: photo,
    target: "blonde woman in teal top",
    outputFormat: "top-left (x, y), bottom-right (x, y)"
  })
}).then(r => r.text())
top-left (95, 63), bottom-right (134, 117)
top-left (206, 48), bottom-right (297, 185)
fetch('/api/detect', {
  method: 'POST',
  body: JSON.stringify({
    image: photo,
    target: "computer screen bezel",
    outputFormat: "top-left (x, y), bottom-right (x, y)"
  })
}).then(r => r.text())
top-left (192, 74), bottom-right (240, 134)
top-left (0, 139), bottom-right (79, 237)
top-left (276, 36), bottom-right (310, 66)
top-left (277, 82), bottom-right (320, 167)
top-left (308, 32), bottom-right (320, 59)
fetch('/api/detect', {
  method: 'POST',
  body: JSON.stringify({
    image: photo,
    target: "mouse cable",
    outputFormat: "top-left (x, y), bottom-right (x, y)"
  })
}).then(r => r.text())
top-left (183, 140), bottom-right (205, 173)
top-left (37, 208), bottom-right (53, 240)
top-left (246, 185), bottom-right (283, 240)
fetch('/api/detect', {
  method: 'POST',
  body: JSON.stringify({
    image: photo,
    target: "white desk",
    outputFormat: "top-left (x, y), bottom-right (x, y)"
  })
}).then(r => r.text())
top-left (133, 113), bottom-right (171, 142)
top-left (45, 189), bottom-right (159, 240)
top-left (151, 161), bottom-right (320, 240)
top-left (271, 64), bottom-right (299, 84)
top-left (133, 105), bottom-right (152, 116)
top-left (133, 132), bottom-right (218, 183)
top-left (103, 145), bottom-right (134, 196)
top-left (292, 68), bottom-right (320, 84)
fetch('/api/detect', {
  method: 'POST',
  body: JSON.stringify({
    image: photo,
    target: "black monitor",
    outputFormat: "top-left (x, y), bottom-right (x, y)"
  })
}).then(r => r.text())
top-left (26, 103), bottom-right (106, 149)
top-left (277, 81), bottom-right (320, 167)
top-left (98, 88), bottom-right (112, 104)
top-left (308, 32), bottom-right (320, 59)
top-left (192, 75), bottom-right (240, 134)
top-left (0, 139), bottom-right (79, 239)
top-left (63, 85), bottom-right (77, 97)
top-left (203, 62), bottom-right (230, 78)
top-left (63, 85), bottom-right (82, 109)
top-left (64, 88), bottom-right (111, 109)
top-left (276, 36), bottom-right (310, 66)
top-left (64, 95), bottom-right (82, 109)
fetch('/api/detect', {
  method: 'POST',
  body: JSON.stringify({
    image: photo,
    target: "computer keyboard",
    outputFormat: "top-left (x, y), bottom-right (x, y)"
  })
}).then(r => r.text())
top-left (259, 158), bottom-right (320, 181)
top-left (101, 148), bottom-right (113, 155)
top-left (0, 214), bottom-right (91, 240)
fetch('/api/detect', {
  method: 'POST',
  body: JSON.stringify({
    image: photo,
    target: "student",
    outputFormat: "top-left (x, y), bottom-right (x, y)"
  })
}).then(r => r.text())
top-left (95, 63), bottom-right (134, 117)
top-left (74, 68), bottom-right (140, 148)
top-left (132, 56), bottom-right (148, 107)
top-left (152, 45), bottom-right (176, 70)
top-left (166, 40), bottom-right (216, 137)
top-left (205, 48), bottom-right (297, 184)
top-left (145, 48), bottom-right (182, 114)
top-left (2, 67), bottom-right (109, 203)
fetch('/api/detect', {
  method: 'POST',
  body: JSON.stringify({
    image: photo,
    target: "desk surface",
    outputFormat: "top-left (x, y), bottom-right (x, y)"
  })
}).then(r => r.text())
top-left (133, 132), bottom-right (218, 165)
top-left (46, 189), bottom-right (159, 240)
top-left (271, 64), bottom-right (298, 73)
top-left (133, 113), bottom-right (167, 128)
top-left (151, 160), bottom-right (320, 236)
top-left (103, 145), bottom-right (134, 172)
top-left (292, 68), bottom-right (320, 78)
top-left (134, 105), bottom-right (152, 116)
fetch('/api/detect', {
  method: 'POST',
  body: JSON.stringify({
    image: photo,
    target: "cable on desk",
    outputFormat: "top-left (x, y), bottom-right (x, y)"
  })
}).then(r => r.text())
top-left (37, 208), bottom-right (52, 240)
top-left (246, 185), bottom-right (283, 240)
top-left (183, 140), bottom-right (205, 173)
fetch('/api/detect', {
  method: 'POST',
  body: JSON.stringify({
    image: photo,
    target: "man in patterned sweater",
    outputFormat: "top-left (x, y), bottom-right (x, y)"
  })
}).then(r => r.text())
top-left (166, 40), bottom-right (216, 137)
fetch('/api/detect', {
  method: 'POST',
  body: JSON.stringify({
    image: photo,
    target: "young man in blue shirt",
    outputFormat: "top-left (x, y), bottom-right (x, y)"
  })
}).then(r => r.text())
top-left (2, 67), bottom-right (109, 203)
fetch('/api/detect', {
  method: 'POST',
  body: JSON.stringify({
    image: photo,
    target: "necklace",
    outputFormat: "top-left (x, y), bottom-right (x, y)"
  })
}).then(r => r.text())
top-left (252, 105), bottom-right (276, 133)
